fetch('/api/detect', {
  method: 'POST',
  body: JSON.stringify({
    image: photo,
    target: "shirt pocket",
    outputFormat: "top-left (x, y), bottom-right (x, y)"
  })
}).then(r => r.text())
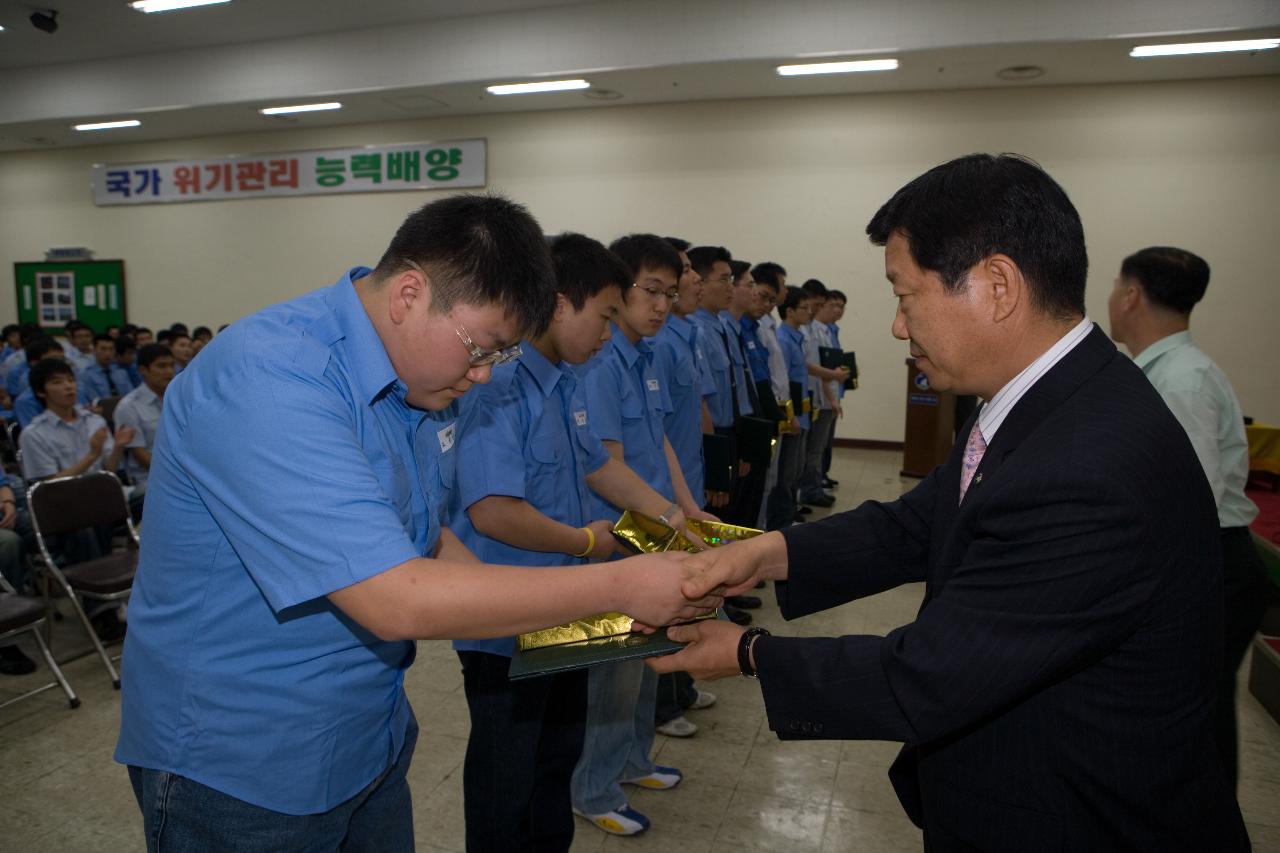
top-left (526, 423), bottom-right (568, 511)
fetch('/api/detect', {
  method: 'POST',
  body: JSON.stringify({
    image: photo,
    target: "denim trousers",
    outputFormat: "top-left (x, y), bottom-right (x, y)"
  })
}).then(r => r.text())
top-left (570, 658), bottom-right (658, 815)
top-left (458, 650), bottom-right (586, 852)
top-left (765, 431), bottom-right (806, 530)
top-left (798, 408), bottom-right (836, 501)
top-left (127, 718), bottom-right (418, 852)
top-left (654, 670), bottom-right (697, 725)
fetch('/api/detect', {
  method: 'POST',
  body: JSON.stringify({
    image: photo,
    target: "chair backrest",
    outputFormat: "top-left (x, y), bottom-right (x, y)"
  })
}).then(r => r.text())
top-left (27, 471), bottom-right (133, 537)
top-left (97, 395), bottom-right (123, 428)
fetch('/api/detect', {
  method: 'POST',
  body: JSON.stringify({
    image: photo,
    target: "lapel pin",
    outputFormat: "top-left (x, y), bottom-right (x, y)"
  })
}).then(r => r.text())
top-left (974, 473), bottom-right (983, 484)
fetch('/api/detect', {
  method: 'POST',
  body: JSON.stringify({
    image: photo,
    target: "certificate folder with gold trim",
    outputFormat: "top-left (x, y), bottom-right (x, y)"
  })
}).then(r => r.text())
top-left (508, 512), bottom-right (762, 680)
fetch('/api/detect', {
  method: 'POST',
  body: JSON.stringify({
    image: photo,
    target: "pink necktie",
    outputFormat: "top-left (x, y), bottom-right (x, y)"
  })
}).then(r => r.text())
top-left (959, 420), bottom-right (987, 503)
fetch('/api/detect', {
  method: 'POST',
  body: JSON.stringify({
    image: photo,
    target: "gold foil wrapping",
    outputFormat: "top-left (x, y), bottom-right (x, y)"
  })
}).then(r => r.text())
top-left (778, 399), bottom-right (795, 433)
top-left (516, 511), bottom-right (763, 651)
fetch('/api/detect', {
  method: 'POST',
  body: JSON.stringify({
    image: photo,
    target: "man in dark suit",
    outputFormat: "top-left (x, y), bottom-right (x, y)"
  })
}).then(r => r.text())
top-left (653, 154), bottom-right (1250, 851)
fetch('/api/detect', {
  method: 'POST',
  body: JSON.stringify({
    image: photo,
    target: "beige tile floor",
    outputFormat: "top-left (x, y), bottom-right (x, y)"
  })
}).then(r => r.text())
top-left (1, 448), bottom-right (1278, 851)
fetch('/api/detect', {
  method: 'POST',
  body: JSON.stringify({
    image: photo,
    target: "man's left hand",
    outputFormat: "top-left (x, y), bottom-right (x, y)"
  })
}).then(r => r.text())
top-left (0, 501), bottom-right (16, 530)
top-left (648, 620), bottom-right (747, 681)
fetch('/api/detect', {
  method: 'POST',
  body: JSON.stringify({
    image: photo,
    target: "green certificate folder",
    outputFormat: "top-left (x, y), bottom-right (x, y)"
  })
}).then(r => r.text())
top-left (507, 624), bottom-right (693, 680)
top-left (819, 346), bottom-right (859, 390)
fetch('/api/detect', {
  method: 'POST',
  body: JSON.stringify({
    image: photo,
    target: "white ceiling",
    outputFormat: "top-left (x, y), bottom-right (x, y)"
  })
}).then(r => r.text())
top-left (0, 0), bottom-right (1276, 153)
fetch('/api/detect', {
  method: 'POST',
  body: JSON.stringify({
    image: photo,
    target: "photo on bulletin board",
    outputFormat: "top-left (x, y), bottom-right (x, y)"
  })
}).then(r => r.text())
top-left (13, 260), bottom-right (128, 331)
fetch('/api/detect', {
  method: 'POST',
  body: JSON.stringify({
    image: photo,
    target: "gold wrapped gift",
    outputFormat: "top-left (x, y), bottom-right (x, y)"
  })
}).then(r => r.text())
top-left (778, 398), bottom-right (795, 434)
top-left (516, 511), bottom-right (763, 652)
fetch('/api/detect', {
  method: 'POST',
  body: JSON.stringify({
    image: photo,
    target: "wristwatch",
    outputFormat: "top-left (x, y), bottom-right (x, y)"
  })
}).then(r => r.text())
top-left (738, 627), bottom-right (770, 678)
top-left (657, 502), bottom-right (682, 526)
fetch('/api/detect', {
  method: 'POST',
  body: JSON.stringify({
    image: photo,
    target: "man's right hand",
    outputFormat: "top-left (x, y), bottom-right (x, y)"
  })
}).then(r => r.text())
top-left (611, 552), bottom-right (724, 627)
top-left (89, 426), bottom-right (109, 454)
top-left (585, 519), bottom-right (621, 560)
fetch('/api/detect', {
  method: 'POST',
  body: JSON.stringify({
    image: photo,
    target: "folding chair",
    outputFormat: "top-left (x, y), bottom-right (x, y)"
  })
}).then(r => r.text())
top-left (96, 395), bottom-right (124, 429)
top-left (27, 472), bottom-right (139, 689)
top-left (3, 421), bottom-right (21, 474)
top-left (0, 574), bottom-right (79, 709)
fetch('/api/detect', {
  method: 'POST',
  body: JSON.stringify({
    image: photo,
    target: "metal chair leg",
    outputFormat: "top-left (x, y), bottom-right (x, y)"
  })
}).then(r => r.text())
top-left (29, 625), bottom-right (80, 709)
top-left (66, 596), bottom-right (122, 688)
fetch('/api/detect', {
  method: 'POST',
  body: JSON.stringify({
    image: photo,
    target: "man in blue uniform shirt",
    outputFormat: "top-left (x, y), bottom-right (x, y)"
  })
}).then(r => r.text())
top-left (77, 333), bottom-right (135, 403)
top-left (115, 196), bottom-right (723, 852)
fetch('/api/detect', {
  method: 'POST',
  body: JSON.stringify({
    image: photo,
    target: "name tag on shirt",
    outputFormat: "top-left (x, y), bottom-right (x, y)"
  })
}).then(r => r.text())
top-left (646, 379), bottom-right (660, 392)
top-left (747, 342), bottom-right (757, 350)
top-left (574, 409), bottom-right (588, 427)
top-left (437, 422), bottom-right (456, 454)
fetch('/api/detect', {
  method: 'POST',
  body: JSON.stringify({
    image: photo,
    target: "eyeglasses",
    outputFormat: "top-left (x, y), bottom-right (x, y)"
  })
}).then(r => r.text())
top-left (632, 283), bottom-right (680, 302)
top-left (456, 325), bottom-right (521, 367)
top-left (703, 274), bottom-right (733, 286)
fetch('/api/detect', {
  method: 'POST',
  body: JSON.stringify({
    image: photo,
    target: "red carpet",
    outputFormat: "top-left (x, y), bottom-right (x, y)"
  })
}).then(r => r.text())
top-left (1249, 487), bottom-right (1280, 549)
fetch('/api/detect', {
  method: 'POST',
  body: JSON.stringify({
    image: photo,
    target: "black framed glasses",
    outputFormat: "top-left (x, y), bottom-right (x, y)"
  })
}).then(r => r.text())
top-left (632, 282), bottom-right (679, 302)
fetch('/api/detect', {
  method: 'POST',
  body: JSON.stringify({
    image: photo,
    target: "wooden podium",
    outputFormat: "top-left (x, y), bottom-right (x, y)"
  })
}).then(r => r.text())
top-left (901, 358), bottom-right (955, 477)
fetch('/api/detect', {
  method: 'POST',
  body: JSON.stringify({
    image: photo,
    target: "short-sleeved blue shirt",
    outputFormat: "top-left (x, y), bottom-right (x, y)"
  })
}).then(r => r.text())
top-left (115, 269), bottom-right (457, 815)
top-left (582, 327), bottom-right (673, 518)
top-left (739, 316), bottom-right (772, 384)
top-left (777, 323), bottom-right (811, 430)
top-left (692, 309), bottom-right (737, 428)
top-left (717, 311), bottom-right (755, 418)
top-left (449, 344), bottom-right (609, 657)
top-left (77, 362), bottom-right (137, 403)
top-left (651, 315), bottom-right (713, 502)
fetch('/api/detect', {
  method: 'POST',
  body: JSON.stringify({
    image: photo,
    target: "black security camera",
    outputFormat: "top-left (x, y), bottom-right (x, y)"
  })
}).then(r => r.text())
top-left (30, 9), bottom-right (59, 34)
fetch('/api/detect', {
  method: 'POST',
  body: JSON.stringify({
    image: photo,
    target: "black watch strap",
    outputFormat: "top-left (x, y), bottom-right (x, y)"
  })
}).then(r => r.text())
top-left (738, 627), bottom-right (770, 678)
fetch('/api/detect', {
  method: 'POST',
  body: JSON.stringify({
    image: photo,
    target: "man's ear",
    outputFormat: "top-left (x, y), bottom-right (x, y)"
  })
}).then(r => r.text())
top-left (983, 253), bottom-right (1023, 324)
top-left (387, 268), bottom-right (427, 326)
top-left (553, 292), bottom-right (572, 321)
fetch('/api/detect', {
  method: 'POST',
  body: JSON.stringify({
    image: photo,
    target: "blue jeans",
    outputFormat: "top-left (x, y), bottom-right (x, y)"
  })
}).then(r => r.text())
top-left (570, 659), bottom-right (658, 815)
top-left (127, 719), bottom-right (417, 852)
top-left (458, 650), bottom-right (586, 852)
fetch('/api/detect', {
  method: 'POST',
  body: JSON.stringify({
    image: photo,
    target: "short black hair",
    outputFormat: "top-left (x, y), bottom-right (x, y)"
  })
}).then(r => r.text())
top-left (170, 323), bottom-right (189, 335)
top-left (94, 332), bottom-right (113, 345)
top-left (114, 335), bottom-right (136, 356)
top-left (24, 335), bottom-right (61, 364)
top-left (156, 330), bottom-right (174, 344)
top-left (664, 237), bottom-right (691, 253)
top-left (729, 259), bottom-right (752, 281)
top-left (135, 326), bottom-right (152, 336)
top-left (65, 320), bottom-right (88, 334)
top-left (801, 279), bottom-right (829, 298)
top-left (120, 323), bottom-right (138, 335)
top-left (780, 285), bottom-right (809, 321)
top-left (171, 332), bottom-right (191, 343)
top-left (19, 322), bottom-right (41, 344)
top-left (192, 326), bottom-right (213, 340)
top-left (751, 262), bottom-right (787, 290)
top-left (137, 343), bottom-right (173, 369)
top-left (29, 357), bottom-right (74, 399)
top-left (549, 233), bottom-right (630, 310)
top-left (2, 324), bottom-right (19, 338)
top-left (373, 193), bottom-right (556, 339)
top-left (827, 289), bottom-right (847, 304)
top-left (1120, 247), bottom-right (1209, 315)
top-left (687, 246), bottom-right (732, 279)
top-left (609, 233), bottom-right (682, 281)
top-left (866, 153), bottom-right (1087, 319)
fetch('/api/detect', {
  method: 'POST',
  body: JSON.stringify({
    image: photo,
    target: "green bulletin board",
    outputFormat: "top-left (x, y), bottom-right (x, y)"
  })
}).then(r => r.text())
top-left (14, 260), bottom-right (127, 331)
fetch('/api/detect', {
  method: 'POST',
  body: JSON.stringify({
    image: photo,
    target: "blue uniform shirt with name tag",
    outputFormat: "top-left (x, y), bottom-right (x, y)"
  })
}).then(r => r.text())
top-left (651, 314), bottom-right (713, 503)
top-left (582, 326), bottom-right (673, 518)
top-left (115, 268), bottom-right (456, 816)
top-left (777, 323), bottom-right (811, 430)
top-left (449, 344), bottom-right (610, 658)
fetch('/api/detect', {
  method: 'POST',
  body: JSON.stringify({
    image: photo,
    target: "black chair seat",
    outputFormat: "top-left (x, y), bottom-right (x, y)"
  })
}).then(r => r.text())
top-left (61, 551), bottom-right (137, 595)
top-left (0, 592), bottom-right (45, 634)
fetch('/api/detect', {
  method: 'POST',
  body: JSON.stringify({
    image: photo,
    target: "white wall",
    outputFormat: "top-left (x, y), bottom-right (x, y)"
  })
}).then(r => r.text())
top-left (1, 75), bottom-right (1276, 441)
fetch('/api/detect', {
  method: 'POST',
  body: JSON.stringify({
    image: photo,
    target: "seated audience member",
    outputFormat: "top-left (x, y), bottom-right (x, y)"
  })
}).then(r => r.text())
top-left (3, 323), bottom-right (44, 398)
top-left (170, 333), bottom-right (194, 373)
top-left (113, 335), bottom-right (142, 389)
top-left (63, 321), bottom-right (96, 371)
top-left (0, 324), bottom-right (21, 362)
top-left (105, 324), bottom-right (121, 339)
top-left (133, 327), bottom-right (154, 347)
top-left (13, 336), bottom-right (68, 427)
top-left (1107, 246), bottom-right (1268, 793)
top-left (77, 333), bottom-right (134, 404)
top-left (113, 344), bottom-right (176, 501)
top-left (0, 470), bottom-right (36, 675)
top-left (191, 326), bottom-right (213, 357)
top-left (573, 233), bottom-right (710, 837)
top-left (169, 322), bottom-right (189, 337)
top-left (450, 233), bottom-right (699, 852)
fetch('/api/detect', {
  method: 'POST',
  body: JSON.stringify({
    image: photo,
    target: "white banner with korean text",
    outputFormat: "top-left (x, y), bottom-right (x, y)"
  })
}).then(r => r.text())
top-left (91, 139), bottom-right (486, 206)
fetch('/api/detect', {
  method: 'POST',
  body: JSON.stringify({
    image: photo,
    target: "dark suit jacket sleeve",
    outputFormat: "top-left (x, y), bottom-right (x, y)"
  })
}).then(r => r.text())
top-left (775, 465), bottom-right (938, 619)
top-left (757, 462), bottom-right (1158, 743)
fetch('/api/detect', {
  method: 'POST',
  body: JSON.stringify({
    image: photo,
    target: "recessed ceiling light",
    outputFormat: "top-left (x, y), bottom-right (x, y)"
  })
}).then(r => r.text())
top-left (129, 0), bottom-right (232, 12)
top-left (486, 79), bottom-right (591, 96)
top-left (259, 102), bottom-right (343, 115)
top-left (996, 65), bottom-right (1046, 80)
top-left (776, 58), bottom-right (899, 76)
top-left (0, 25), bottom-right (7, 32)
top-left (74, 120), bottom-right (142, 131)
top-left (1130, 38), bottom-right (1279, 58)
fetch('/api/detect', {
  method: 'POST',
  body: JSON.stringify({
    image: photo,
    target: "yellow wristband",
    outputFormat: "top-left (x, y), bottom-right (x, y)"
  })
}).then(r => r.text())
top-left (573, 526), bottom-right (595, 558)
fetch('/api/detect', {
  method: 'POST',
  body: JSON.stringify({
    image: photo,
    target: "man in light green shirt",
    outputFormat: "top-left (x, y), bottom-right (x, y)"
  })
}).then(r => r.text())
top-left (1108, 245), bottom-right (1266, 792)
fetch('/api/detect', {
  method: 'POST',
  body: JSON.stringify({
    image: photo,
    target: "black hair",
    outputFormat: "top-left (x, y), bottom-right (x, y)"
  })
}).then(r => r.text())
top-left (866, 153), bottom-right (1087, 319)
top-left (171, 332), bottom-right (191, 343)
top-left (548, 233), bottom-right (631, 310)
top-left (156, 330), bottom-right (173, 344)
top-left (135, 326), bottom-right (152, 336)
top-left (120, 323), bottom-right (138, 335)
top-left (751, 262), bottom-right (787, 290)
top-left (729, 259), bottom-right (752, 281)
top-left (64, 320), bottom-right (88, 334)
top-left (686, 246), bottom-right (732, 279)
top-left (780, 286), bottom-right (809, 321)
top-left (1120, 247), bottom-right (1209, 315)
top-left (827, 289), bottom-right (847, 304)
top-left (114, 335), bottom-right (136, 356)
top-left (664, 237), bottom-right (691, 253)
top-left (137, 343), bottom-right (173, 369)
top-left (29, 358), bottom-right (74, 400)
top-left (24, 335), bottom-right (60, 364)
top-left (801, 278), bottom-right (829, 298)
top-left (608, 233), bottom-right (682, 281)
top-left (373, 193), bottom-right (556, 339)
top-left (2, 324), bottom-right (19, 338)
top-left (192, 326), bottom-right (213, 340)
top-left (94, 332), bottom-right (113, 345)
top-left (169, 323), bottom-right (189, 335)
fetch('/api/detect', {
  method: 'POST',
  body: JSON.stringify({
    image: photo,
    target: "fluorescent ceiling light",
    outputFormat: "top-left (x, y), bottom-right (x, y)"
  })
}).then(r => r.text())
top-left (259, 102), bottom-right (343, 115)
top-left (74, 120), bottom-right (142, 131)
top-left (777, 58), bottom-right (899, 76)
top-left (129, 0), bottom-right (232, 12)
top-left (486, 79), bottom-right (591, 95)
top-left (1130, 38), bottom-right (1279, 58)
